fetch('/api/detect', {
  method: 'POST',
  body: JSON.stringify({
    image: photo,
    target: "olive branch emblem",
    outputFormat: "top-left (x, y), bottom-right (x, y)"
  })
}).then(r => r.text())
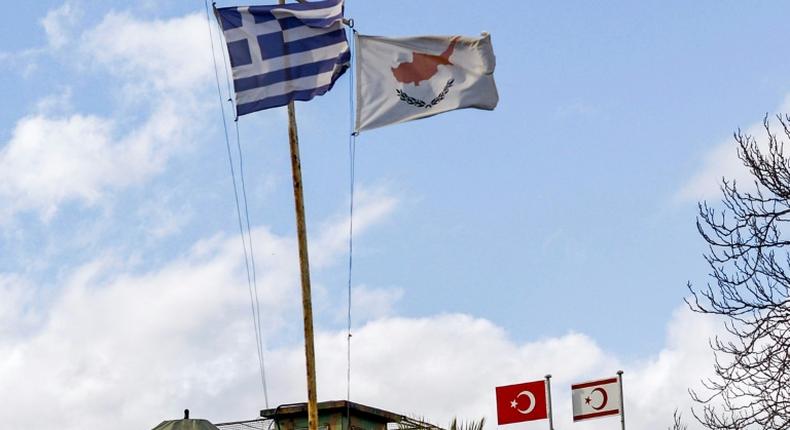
top-left (395, 79), bottom-right (455, 109)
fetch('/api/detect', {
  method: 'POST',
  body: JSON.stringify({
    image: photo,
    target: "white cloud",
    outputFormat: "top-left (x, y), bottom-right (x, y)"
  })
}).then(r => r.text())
top-left (0, 274), bottom-right (41, 343)
top-left (42, 2), bottom-right (82, 49)
top-left (135, 191), bottom-right (195, 240)
top-left (625, 307), bottom-right (721, 429)
top-left (35, 87), bottom-right (74, 115)
top-left (0, 100), bottom-right (190, 221)
top-left (313, 187), bottom-right (399, 267)
top-left (245, 306), bottom-right (720, 430)
top-left (350, 284), bottom-right (403, 321)
top-left (677, 96), bottom-right (790, 201)
top-left (0, 7), bottom-right (218, 222)
top-left (0, 2), bottom-right (80, 76)
top-left (0, 190), bottom-right (399, 430)
top-left (0, 225), bottom-right (724, 430)
top-left (0, 250), bottom-right (256, 429)
top-left (81, 12), bottom-right (214, 94)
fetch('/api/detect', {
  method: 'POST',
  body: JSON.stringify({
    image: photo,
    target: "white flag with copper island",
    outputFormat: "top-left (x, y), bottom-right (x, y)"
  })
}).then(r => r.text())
top-left (354, 33), bottom-right (498, 132)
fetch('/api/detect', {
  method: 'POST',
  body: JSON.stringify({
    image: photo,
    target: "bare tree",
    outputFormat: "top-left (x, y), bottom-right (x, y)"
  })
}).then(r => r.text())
top-left (669, 409), bottom-right (688, 430)
top-left (688, 115), bottom-right (790, 429)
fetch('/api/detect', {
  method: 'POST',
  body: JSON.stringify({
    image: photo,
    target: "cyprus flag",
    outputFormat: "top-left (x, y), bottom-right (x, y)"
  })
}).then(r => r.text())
top-left (354, 33), bottom-right (499, 132)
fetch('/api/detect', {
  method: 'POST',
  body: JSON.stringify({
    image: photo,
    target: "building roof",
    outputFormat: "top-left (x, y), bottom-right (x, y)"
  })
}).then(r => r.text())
top-left (260, 400), bottom-right (406, 424)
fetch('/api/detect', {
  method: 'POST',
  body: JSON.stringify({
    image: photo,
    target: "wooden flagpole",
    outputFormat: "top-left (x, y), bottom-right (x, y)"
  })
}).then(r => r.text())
top-left (287, 100), bottom-right (320, 430)
top-left (280, 0), bottom-right (319, 427)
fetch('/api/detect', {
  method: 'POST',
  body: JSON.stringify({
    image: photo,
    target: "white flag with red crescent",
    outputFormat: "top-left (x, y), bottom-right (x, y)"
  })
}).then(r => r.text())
top-left (354, 33), bottom-right (498, 132)
top-left (571, 376), bottom-right (622, 422)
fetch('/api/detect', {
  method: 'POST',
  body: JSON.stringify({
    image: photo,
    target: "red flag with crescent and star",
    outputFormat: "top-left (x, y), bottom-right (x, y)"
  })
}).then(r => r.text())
top-left (570, 376), bottom-right (622, 422)
top-left (495, 380), bottom-right (548, 425)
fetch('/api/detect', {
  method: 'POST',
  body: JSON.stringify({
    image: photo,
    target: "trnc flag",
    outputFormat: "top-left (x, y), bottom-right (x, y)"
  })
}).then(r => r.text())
top-left (354, 33), bottom-right (498, 132)
top-left (215, 0), bottom-right (350, 116)
top-left (495, 380), bottom-right (548, 425)
top-left (571, 376), bottom-right (622, 422)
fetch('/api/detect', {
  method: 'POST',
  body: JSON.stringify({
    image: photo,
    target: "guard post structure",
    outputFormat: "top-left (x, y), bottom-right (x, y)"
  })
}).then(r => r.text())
top-left (261, 401), bottom-right (412, 430)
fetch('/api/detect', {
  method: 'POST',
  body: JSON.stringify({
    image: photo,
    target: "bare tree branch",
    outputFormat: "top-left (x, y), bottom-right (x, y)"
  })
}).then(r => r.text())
top-left (669, 409), bottom-right (688, 430)
top-left (689, 114), bottom-right (790, 430)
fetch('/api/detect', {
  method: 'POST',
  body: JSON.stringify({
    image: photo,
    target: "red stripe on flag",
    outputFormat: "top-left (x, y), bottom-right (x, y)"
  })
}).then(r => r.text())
top-left (571, 377), bottom-right (618, 390)
top-left (573, 409), bottom-right (620, 421)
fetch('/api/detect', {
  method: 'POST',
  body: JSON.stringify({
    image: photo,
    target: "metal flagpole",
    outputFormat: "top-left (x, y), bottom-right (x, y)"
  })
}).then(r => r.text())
top-left (280, 1), bottom-right (319, 428)
top-left (545, 374), bottom-right (555, 430)
top-left (617, 370), bottom-right (625, 430)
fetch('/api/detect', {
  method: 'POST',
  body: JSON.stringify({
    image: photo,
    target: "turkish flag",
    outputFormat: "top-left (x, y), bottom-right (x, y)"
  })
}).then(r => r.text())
top-left (495, 380), bottom-right (548, 425)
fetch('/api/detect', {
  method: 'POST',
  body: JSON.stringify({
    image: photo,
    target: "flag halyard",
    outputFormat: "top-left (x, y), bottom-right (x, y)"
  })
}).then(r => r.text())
top-left (216, 0), bottom-right (350, 116)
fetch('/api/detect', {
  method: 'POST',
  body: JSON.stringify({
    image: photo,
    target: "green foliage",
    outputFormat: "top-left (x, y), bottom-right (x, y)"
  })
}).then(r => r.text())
top-left (448, 417), bottom-right (485, 430)
top-left (398, 416), bottom-right (486, 430)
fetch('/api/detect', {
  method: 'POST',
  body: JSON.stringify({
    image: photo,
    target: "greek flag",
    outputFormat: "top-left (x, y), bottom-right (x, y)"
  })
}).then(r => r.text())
top-left (216, 0), bottom-right (350, 116)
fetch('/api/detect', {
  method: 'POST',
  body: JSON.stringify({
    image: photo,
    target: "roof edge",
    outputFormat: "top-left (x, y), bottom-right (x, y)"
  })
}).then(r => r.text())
top-left (260, 400), bottom-right (405, 424)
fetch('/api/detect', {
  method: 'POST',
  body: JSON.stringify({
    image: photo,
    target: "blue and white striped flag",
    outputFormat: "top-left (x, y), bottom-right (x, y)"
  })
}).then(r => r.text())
top-left (216, 0), bottom-right (350, 116)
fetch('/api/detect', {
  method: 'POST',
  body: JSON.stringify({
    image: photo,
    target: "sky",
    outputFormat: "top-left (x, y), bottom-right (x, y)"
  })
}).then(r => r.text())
top-left (2, 1), bottom-right (790, 429)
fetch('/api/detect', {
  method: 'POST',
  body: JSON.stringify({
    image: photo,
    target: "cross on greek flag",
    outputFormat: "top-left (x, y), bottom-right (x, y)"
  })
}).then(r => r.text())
top-left (216, 0), bottom-right (350, 116)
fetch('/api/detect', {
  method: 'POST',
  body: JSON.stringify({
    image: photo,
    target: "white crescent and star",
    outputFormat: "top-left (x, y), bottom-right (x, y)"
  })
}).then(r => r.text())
top-left (510, 390), bottom-right (536, 415)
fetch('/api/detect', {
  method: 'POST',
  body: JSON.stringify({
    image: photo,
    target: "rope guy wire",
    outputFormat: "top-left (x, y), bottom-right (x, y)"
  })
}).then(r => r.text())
top-left (205, 0), bottom-right (270, 407)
